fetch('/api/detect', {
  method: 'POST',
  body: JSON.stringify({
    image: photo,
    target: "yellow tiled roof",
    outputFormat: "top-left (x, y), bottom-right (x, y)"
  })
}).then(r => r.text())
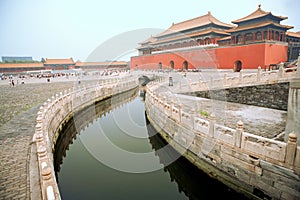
top-left (232, 5), bottom-right (287, 24)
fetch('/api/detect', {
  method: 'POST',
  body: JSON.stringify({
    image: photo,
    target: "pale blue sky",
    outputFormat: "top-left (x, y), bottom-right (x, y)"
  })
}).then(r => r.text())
top-left (0, 0), bottom-right (299, 61)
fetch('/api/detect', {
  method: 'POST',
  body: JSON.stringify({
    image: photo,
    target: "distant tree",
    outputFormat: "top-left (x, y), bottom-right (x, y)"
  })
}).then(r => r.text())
top-left (41, 58), bottom-right (45, 63)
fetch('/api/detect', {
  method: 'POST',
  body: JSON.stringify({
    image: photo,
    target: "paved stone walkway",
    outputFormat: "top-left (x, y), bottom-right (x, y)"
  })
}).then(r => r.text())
top-left (0, 77), bottom-right (98, 200)
top-left (0, 107), bottom-right (37, 200)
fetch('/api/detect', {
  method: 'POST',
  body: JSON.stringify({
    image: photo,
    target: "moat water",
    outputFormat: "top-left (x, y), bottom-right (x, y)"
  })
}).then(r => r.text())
top-left (54, 88), bottom-right (249, 200)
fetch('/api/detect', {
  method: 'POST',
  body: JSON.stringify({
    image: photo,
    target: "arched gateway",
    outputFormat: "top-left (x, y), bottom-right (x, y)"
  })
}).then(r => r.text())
top-left (183, 61), bottom-right (188, 70)
top-left (170, 60), bottom-right (174, 69)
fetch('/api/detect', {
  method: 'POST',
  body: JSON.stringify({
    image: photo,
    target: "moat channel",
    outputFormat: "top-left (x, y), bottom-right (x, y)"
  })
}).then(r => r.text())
top-left (54, 88), bottom-right (249, 200)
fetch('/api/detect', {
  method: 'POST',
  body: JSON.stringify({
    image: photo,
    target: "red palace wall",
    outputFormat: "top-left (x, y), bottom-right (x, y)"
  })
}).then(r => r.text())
top-left (130, 43), bottom-right (288, 70)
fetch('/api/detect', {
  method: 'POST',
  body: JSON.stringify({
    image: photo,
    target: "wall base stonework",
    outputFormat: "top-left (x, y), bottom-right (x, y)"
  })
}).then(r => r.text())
top-left (147, 114), bottom-right (263, 200)
top-left (187, 82), bottom-right (289, 111)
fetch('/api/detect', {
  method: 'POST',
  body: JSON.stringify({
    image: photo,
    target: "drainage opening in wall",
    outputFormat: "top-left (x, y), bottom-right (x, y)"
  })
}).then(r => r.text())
top-left (253, 188), bottom-right (271, 200)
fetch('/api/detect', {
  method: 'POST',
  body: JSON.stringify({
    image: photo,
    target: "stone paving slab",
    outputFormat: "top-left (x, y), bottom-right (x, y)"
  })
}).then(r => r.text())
top-left (0, 135), bottom-right (31, 199)
top-left (0, 78), bottom-right (99, 200)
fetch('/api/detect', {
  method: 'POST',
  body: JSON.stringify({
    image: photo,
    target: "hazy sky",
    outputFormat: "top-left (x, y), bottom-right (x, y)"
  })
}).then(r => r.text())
top-left (1, 0), bottom-right (299, 62)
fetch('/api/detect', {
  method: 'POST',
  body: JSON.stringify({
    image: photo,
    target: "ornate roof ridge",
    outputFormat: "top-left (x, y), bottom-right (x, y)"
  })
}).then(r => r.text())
top-left (155, 11), bottom-right (233, 38)
top-left (232, 4), bottom-right (287, 24)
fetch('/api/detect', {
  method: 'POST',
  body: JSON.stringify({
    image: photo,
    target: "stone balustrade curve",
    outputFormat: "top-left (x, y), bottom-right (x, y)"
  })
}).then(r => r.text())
top-left (189, 66), bottom-right (297, 92)
top-left (32, 76), bottom-right (138, 200)
top-left (145, 79), bottom-right (300, 200)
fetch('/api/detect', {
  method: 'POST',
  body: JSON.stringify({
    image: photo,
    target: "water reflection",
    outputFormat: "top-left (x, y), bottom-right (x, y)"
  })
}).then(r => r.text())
top-left (146, 117), bottom-right (249, 200)
top-left (54, 88), bottom-right (249, 200)
top-left (54, 88), bottom-right (139, 174)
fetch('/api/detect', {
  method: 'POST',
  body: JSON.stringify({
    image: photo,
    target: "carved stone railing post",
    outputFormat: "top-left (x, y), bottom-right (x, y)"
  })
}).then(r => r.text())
top-left (210, 77), bottom-right (213, 88)
top-left (257, 66), bottom-right (261, 82)
top-left (223, 73), bottom-right (227, 86)
top-left (51, 96), bottom-right (55, 106)
top-left (47, 99), bottom-right (51, 109)
top-left (152, 92), bottom-right (156, 105)
top-left (190, 109), bottom-right (196, 130)
top-left (239, 70), bottom-right (243, 84)
top-left (285, 132), bottom-right (297, 167)
top-left (209, 113), bottom-right (216, 138)
top-left (178, 104), bottom-right (183, 123)
top-left (170, 99), bottom-right (174, 117)
top-left (234, 120), bottom-right (243, 148)
top-left (163, 96), bottom-right (167, 107)
top-left (278, 62), bottom-right (284, 79)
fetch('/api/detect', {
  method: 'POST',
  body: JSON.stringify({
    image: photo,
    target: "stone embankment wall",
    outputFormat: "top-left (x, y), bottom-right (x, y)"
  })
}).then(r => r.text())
top-left (186, 66), bottom-right (296, 111)
top-left (191, 82), bottom-right (289, 110)
top-left (32, 77), bottom-right (138, 200)
top-left (145, 82), bottom-right (300, 200)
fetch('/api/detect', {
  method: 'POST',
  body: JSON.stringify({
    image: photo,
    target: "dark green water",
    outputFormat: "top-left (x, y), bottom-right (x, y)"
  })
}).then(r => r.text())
top-left (55, 89), bottom-right (249, 200)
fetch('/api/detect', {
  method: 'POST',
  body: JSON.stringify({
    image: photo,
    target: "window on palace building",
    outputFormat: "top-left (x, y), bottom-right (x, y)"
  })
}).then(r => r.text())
top-left (183, 41), bottom-right (188, 47)
top-left (279, 33), bottom-right (284, 41)
top-left (256, 31), bottom-right (262, 41)
top-left (264, 31), bottom-right (268, 40)
top-left (236, 35), bottom-right (243, 44)
top-left (245, 33), bottom-right (253, 43)
top-left (205, 38), bottom-right (210, 45)
top-left (275, 31), bottom-right (279, 41)
top-left (197, 39), bottom-right (202, 45)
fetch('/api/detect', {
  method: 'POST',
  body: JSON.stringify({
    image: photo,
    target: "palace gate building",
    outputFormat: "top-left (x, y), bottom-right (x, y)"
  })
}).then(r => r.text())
top-left (130, 5), bottom-right (300, 72)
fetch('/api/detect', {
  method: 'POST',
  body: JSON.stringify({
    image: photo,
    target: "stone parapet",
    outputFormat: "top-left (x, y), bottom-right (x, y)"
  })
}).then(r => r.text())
top-left (145, 80), bottom-right (300, 200)
top-left (189, 67), bottom-right (297, 92)
top-left (31, 77), bottom-right (138, 200)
